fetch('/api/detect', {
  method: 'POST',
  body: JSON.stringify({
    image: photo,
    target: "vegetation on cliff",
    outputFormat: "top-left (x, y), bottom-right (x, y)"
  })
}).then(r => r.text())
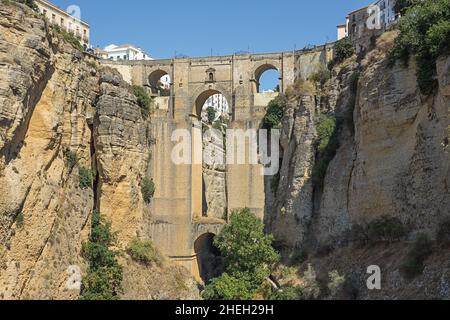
top-left (132, 86), bottom-right (152, 119)
top-left (389, 0), bottom-right (450, 95)
top-left (202, 208), bottom-right (279, 300)
top-left (126, 238), bottom-right (164, 266)
top-left (312, 115), bottom-right (338, 188)
top-left (80, 210), bottom-right (123, 300)
top-left (262, 95), bottom-right (287, 129)
top-left (141, 177), bottom-right (156, 204)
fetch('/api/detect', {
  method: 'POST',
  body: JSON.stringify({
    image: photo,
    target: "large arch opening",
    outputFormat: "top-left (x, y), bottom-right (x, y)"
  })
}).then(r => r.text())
top-left (192, 90), bottom-right (229, 220)
top-left (148, 69), bottom-right (171, 96)
top-left (194, 233), bottom-right (222, 284)
top-left (254, 64), bottom-right (280, 93)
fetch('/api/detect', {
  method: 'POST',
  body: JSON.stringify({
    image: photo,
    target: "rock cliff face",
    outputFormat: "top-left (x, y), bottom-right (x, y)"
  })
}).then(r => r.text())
top-left (267, 32), bottom-right (450, 299)
top-left (0, 3), bottom-right (198, 300)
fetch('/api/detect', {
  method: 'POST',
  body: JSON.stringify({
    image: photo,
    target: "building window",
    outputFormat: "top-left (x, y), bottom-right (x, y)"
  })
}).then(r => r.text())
top-left (209, 73), bottom-right (214, 82)
top-left (60, 18), bottom-right (64, 27)
top-left (123, 55), bottom-right (127, 60)
top-left (52, 14), bottom-right (56, 23)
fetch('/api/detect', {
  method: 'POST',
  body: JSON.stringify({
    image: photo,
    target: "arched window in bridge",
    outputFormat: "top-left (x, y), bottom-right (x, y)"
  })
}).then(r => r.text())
top-left (254, 64), bottom-right (280, 93)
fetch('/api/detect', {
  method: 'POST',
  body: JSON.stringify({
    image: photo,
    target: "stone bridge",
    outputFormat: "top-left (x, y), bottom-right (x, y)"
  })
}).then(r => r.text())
top-left (101, 45), bottom-right (333, 281)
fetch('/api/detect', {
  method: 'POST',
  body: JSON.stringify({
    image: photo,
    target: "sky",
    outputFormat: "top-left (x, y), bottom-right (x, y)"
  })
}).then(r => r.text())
top-left (50, 0), bottom-right (371, 90)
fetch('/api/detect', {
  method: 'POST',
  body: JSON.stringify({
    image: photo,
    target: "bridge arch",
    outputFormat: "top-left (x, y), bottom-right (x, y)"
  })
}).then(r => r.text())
top-left (254, 63), bottom-right (281, 93)
top-left (191, 85), bottom-right (232, 119)
top-left (193, 232), bottom-right (221, 283)
top-left (147, 69), bottom-right (171, 96)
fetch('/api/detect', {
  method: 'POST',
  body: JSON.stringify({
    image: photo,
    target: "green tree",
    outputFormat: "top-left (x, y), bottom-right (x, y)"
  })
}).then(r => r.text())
top-left (203, 208), bottom-right (279, 300)
top-left (80, 210), bottom-right (123, 300)
top-left (389, 0), bottom-right (450, 95)
top-left (334, 37), bottom-right (355, 63)
top-left (132, 85), bottom-right (151, 119)
top-left (262, 95), bottom-right (287, 129)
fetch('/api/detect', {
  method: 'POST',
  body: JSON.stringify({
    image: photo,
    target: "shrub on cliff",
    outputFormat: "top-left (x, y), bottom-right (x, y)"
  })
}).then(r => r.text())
top-left (132, 86), bottom-right (151, 119)
top-left (13, 0), bottom-right (38, 11)
top-left (80, 210), bottom-right (123, 300)
top-left (334, 38), bottom-right (355, 64)
top-left (51, 25), bottom-right (84, 52)
top-left (126, 238), bottom-right (163, 266)
top-left (268, 286), bottom-right (304, 300)
top-left (203, 208), bottom-right (279, 300)
top-left (310, 64), bottom-right (331, 86)
top-left (367, 215), bottom-right (406, 243)
top-left (141, 177), bottom-right (155, 203)
top-left (262, 95), bottom-right (287, 129)
top-left (400, 233), bottom-right (433, 280)
top-left (79, 166), bottom-right (94, 189)
top-left (64, 148), bottom-right (78, 170)
top-left (312, 115), bottom-right (338, 188)
top-left (389, 0), bottom-right (450, 95)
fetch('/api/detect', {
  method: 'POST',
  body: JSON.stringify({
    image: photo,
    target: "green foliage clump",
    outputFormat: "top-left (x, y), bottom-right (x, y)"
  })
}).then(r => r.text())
top-left (80, 210), bottom-right (123, 300)
top-left (437, 218), bottom-right (450, 246)
top-left (389, 0), bottom-right (450, 95)
top-left (400, 234), bottom-right (433, 280)
top-left (141, 177), bottom-right (155, 204)
top-left (334, 37), bottom-right (355, 64)
top-left (79, 166), bottom-right (94, 189)
top-left (262, 95), bottom-right (287, 129)
top-left (13, 0), bottom-right (38, 11)
top-left (206, 107), bottom-right (216, 124)
top-left (126, 238), bottom-right (163, 266)
top-left (312, 115), bottom-right (338, 187)
top-left (327, 270), bottom-right (345, 297)
top-left (16, 212), bottom-right (24, 228)
top-left (268, 286), bottom-right (304, 300)
top-left (51, 25), bottom-right (84, 52)
top-left (367, 215), bottom-right (406, 243)
top-left (310, 64), bottom-right (331, 86)
top-left (289, 248), bottom-right (309, 265)
top-left (201, 272), bottom-right (256, 300)
top-left (203, 208), bottom-right (279, 300)
top-left (132, 86), bottom-right (152, 119)
top-left (64, 148), bottom-right (78, 170)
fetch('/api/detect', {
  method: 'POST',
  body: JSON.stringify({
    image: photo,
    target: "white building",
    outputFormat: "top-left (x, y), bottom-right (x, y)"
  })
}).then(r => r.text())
top-left (103, 44), bottom-right (153, 61)
top-left (203, 94), bottom-right (229, 116)
top-left (35, 0), bottom-right (90, 48)
top-left (338, 0), bottom-right (398, 40)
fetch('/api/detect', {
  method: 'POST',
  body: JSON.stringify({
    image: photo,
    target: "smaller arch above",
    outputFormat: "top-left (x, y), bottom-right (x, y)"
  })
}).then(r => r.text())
top-left (148, 69), bottom-right (171, 96)
top-left (254, 64), bottom-right (280, 93)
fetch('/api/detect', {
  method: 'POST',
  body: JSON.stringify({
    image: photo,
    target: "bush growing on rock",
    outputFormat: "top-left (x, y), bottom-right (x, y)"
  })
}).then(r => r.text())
top-left (132, 85), bottom-right (151, 119)
top-left (367, 216), bottom-right (406, 243)
top-left (141, 177), bottom-right (155, 203)
top-left (126, 238), bottom-right (163, 266)
top-left (312, 115), bottom-right (338, 188)
top-left (64, 148), bottom-right (78, 170)
top-left (79, 166), bottom-right (94, 189)
top-left (389, 0), bottom-right (450, 95)
top-left (262, 95), bottom-right (287, 129)
top-left (400, 233), bottom-right (433, 280)
top-left (268, 286), bottom-right (304, 300)
top-left (334, 38), bottom-right (355, 64)
top-left (80, 210), bottom-right (123, 300)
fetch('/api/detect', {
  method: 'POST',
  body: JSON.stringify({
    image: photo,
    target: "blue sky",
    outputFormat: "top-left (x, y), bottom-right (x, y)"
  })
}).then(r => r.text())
top-left (51, 0), bottom-right (371, 58)
top-left (50, 0), bottom-right (370, 90)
